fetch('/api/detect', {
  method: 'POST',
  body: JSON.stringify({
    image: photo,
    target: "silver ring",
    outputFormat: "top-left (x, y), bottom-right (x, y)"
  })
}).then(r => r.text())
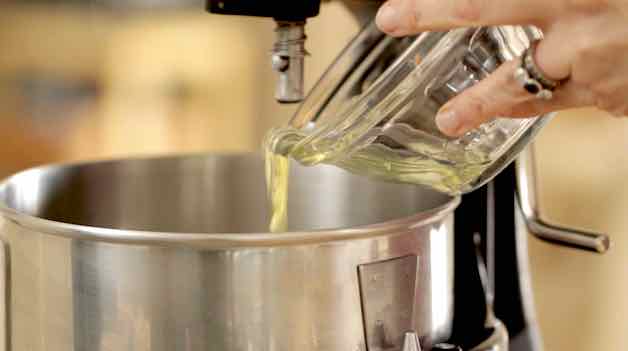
top-left (514, 40), bottom-right (563, 100)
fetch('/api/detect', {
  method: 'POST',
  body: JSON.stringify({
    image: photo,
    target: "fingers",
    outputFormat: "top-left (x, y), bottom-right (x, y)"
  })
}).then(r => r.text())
top-left (501, 83), bottom-right (594, 117)
top-left (433, 30), bottom-right (581, 136)
top-left (434, 60), bottom-right (531, 136)
top-left (533, 24), bottom-right (575, 81)
top-left (434, 61), bottom-right (592, 137)
top-left (376, 0), bottom-right (560, 36)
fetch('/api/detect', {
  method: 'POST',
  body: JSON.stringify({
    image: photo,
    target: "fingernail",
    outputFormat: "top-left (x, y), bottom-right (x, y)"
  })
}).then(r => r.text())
top-left (376, 2), bottom-right (400, 33)
top-left (435, 106), bottom-right (463, 136)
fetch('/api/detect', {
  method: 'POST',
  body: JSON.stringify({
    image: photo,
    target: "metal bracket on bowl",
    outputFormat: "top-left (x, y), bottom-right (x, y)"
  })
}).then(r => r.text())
top-left (358, 255), bottom-right (420, 351)
top-left (515, 144), bottom-right (610, 253)
top-left (401, 332), bottom-right (422, 351)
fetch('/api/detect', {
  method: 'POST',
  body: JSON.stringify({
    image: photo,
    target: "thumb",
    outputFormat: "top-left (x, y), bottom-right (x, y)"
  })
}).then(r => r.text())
top-left (376, 0), bottom-right (556, 36)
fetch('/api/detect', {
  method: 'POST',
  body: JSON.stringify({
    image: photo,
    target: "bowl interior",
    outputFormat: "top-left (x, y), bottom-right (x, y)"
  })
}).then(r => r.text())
top-left (0, 154), bottom-right (454, 234)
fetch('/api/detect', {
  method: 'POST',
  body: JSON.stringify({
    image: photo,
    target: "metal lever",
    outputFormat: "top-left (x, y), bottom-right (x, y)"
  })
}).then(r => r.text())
top-left (433, 343), bottom-right (462, 351)
top-left (0, 238), bottom-right (6, 351)
top-left (515, 144), bottom-right (610, 253)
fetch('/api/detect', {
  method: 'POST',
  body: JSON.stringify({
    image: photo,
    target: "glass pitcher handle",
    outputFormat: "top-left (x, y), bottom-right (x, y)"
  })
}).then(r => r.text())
top-left (515, 143), bottom-right (610, 253)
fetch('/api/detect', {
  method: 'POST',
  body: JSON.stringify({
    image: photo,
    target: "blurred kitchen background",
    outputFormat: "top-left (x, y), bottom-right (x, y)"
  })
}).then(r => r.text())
top-left (1, 1), bottom-right (627, 349)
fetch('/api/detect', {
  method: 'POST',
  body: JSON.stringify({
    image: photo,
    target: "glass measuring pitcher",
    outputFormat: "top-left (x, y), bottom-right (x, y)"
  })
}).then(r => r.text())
top-left (266, 22), bottom-right (551, 195)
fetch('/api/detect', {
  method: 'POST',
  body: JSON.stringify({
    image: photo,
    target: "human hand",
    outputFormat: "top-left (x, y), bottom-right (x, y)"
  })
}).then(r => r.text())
top-left (375, 0), bottom-right (628, 136)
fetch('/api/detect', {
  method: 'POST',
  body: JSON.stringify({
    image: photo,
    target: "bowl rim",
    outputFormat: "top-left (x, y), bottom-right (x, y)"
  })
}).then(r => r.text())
top-left (0, 152), bottom-right (460, 249)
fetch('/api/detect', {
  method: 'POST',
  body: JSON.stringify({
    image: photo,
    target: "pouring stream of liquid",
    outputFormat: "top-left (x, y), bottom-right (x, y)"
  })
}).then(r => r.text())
top-left (265, 139), bottom-right (290, 233)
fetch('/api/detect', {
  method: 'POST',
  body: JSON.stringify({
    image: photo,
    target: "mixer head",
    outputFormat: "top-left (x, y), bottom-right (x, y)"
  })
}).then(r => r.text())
top-left (207, 0), bottom-right (384, 103)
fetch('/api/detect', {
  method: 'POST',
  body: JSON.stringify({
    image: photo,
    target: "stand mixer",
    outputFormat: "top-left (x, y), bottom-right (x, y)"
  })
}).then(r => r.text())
top-left (207, 1), bottom-right (610, 350)
top-left (0, 3), bottom-right (612, 351)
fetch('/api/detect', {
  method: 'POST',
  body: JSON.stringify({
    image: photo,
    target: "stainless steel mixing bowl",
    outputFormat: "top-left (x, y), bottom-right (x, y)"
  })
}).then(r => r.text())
top-left (0, 153), bottom-right (458, 351)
